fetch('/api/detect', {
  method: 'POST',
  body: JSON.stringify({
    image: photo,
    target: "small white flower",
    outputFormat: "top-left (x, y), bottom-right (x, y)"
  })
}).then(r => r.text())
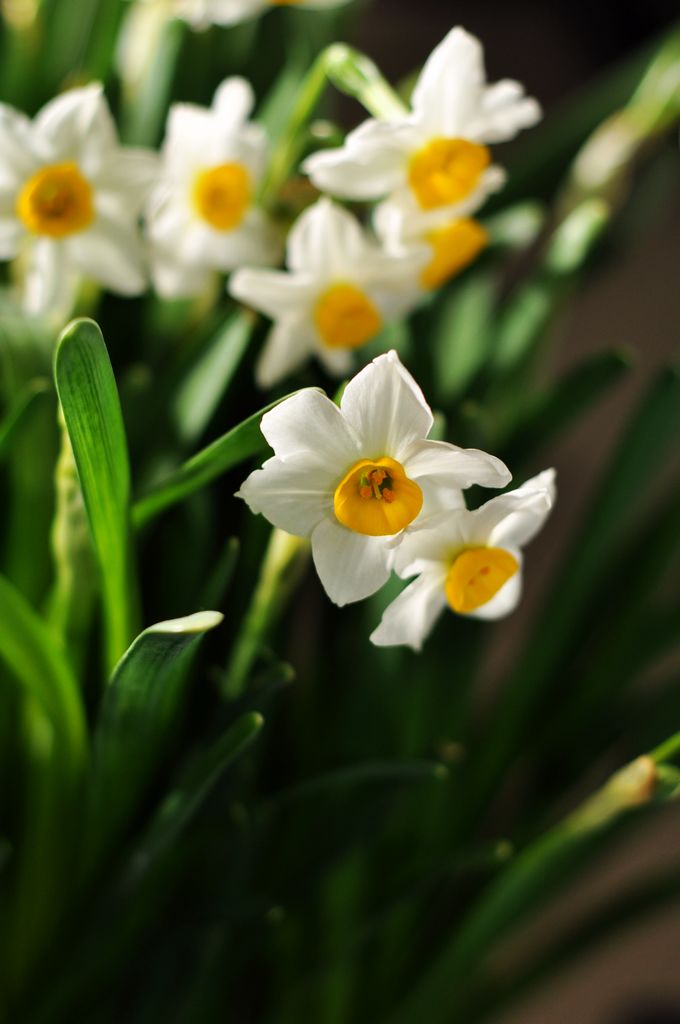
top-left (237, 350), bottom-right (511, 606)
top-left (371, 470), bottom-right (556, 651)
top-left (147, 77), bottom-right (280, 299)
top-left (229, 198), bottom-right (424, 387)
top-left (0, 84), bottom-right (157, 315)
top-left (375, 200), bottom-right (489, 293)
top-left (172, 0), bottom-right (350, 29)
top-left (304, 26), bottom-right (540, 228)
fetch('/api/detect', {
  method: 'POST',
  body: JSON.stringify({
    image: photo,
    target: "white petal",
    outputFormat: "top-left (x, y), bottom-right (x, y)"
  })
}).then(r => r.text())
top-left (23, 238), bottom-right (76, 316)
top-left (370, 569), bottom-right (448, 650)
top-left (393, 510), bottom-right (469, 578)
top-left (481, 469), bottom-right (556, 549)
top-left (151, 247), bottom-right (214, 299)
top-left (0, 104), bottom-right (39, 184)
top-left (237, 453), bottom-right (333, 537)
top-left (229, 267), bottom-right (317, 319)
top-left (403, 439), bottom-right (511, 491)
top-left (411, 27), bottom-right (485, 136)
top-left (34, 85), bottom-right (116, 172)
top-left (67, 216), bottom-right (147, 295)
top-left (286, 198), bottom-right (367, 276)
top-left (466, 565), bottom-right (523, 620)
top-left (470, 80), bottom-right (542, 143)
top-left (258, 387), bottom-right (359, 466)
top-left (212, 77), bottom-right (255, 127)
top-left (340, 350), bottom-right (433, 460)
top-left (311, 517), bottom-right (391, 606)
top-left (176, 0), bottom-right (266, 26)
top-left (255, 320), bottom-right (317, 389)
top-left (302, 120), bottom-right (418, 201)
top-left (93, 149), bottom-right (160, 216)
top-left (0, 218), bottom-right (22, 259)
top-left (316, 345), bottom-right (354, 379)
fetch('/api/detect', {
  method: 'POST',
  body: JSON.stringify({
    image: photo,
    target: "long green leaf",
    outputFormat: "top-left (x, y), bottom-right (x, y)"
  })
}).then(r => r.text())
top-left (124, 712), bottom-right (264, 884)
top-left (133, 393), bottom-right (299, 528)
top-left (54, 318), bottom-right (140, 674)
top-left (85, 610), bottom-right (223, 873)
top-left (172, 311), bottom-right (255, 447)
top-left (0, 380), bottom-right (51, 462)
top-left (0, 574), bottom-right (87, 992)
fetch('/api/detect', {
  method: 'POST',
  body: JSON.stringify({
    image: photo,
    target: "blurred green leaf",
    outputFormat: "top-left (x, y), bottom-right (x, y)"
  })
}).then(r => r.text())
top-left (124, 712), bottom-right (264, 885)
top-left (54, 318), bottom-right (140, 674)
top-left (431, 272), bottom-right (496, 402)
top-left (0, 380), bottom-right (51, 462)
top-left (172, 311), bottom-right (255, 447)
top-left (84, 610), bottom-right (223, 874)
top-left (133, 392), bottom-right (299, 527)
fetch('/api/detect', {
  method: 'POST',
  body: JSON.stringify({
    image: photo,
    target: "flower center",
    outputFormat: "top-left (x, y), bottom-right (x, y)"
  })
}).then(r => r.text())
top-left (334, 457), bottom-right (423, 537)
top-left (16, 162), bottom-right (94, 238)
top-left (314, 283), bottom-right (383, 350)
top-left (192, 163), bottom-right (251, 231)
top-left (445, 547), bottom-right (519, 614)
top-left (421, 218), bottom-right (488, 290)
top-left (408, 138), bottom-right (491, 211)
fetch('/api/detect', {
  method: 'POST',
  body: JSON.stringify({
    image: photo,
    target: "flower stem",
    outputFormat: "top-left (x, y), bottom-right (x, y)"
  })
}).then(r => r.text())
top-left (222, 529), bottom-right (308, 701)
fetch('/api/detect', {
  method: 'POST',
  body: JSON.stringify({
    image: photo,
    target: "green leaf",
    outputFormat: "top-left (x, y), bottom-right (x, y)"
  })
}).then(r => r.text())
top-left (0, 574), bottom-right (87, 990)
top-left (431, 271), bottom-right (496, 402)
top-left (172, 311), bottom-right (255, 446)
top-left (124, 712), bottom-right (264, 884)
top-left (0, 380), bottom-right (51, 462)
top-left (85, 611), bottom-right (223, 873)
top-left (133, 392), bottom-right (300, 528)
top-left (54, 318), bottom-right (140, 673)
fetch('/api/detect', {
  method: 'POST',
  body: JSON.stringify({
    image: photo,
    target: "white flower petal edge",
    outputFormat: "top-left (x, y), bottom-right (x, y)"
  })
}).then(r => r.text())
top-left (371, 469), bottom-right (555, 649)
top-left (174, 0), bottom-right (350, 29)
top-left (237, 351), bottom-right (512, 606)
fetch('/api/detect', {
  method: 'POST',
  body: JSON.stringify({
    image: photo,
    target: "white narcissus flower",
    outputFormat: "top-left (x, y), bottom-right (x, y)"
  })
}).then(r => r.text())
top-left (0, 84), bottom-right (157, 315)
top-left (304, 26), bottom-right (541, 232)
top-left (172, 0), bottom-right (350, 29)
top-left (371, 470), bottom-right (556, 651)
top-left (237, 350), bottom-right (511, 607)
top-left (146, 77), bottom-right (280, 299)
top-left (375, 201), bottom-right (489, 293)
top-left (229, 198), bottom-right (424, 387)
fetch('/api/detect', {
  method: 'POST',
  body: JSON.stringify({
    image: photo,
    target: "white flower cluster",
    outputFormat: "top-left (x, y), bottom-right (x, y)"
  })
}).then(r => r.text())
top-left (0, 26), bottom-right (540, 388)
top-left (239, 351), bottom-right (555, 649)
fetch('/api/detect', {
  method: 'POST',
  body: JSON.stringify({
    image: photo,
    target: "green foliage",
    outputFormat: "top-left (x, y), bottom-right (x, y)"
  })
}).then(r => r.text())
top-left (0, 7), bottom-right (678, 1024)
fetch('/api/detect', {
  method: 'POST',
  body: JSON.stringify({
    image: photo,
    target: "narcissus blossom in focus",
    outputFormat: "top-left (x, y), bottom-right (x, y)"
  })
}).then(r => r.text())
top-left (229, 198), bottom-right (424, 387)
top-left (0, 84), bottom-right (157, 314)
top-left (173, 0), bottom-right (351, 29)
top-left (146, 77), bottom-right (280, 299)
top-left (304, 27), bottom-right (540, 233)
top-left (237, 351), bottom-right (510, 606)
top-left (371, 470), bottom-right (556, 651)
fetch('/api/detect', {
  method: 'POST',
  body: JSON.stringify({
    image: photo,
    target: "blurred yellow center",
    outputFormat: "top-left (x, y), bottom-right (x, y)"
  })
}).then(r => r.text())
top-left (334, 457), bottom-right (423, 537)
top-left (408, 138), bottom-right (491, 210)
top-left (445, 547), bottom-right (519, 613)
top-left (314, 283), bottom-right (382, 350)
top-left (16, 161), bottom-right (94, 238)
top-left (192, 163), bottom-right (251, 231)
top-left (421, 218), bottom-right (488, 290)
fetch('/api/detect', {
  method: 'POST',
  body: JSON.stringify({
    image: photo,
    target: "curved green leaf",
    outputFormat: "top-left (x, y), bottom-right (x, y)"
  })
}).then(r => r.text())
top-left (54, 318), bottom-right (140, 673)
top-left (85, 611), bottom-right (223, 872)
top-left (0, 380), bottom-right (51, 462)
top-left (133, 393), bottom-right (300, 528)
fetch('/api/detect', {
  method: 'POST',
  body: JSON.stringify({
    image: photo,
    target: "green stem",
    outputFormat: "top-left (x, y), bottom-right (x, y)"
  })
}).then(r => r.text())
top-left (222, 529), bottom-right (308, 700)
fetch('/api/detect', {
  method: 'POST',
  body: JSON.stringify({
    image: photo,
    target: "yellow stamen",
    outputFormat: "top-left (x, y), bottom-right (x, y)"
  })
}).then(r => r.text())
top-left (16, 162), bottom-right (94, 238)
top-left (421, 218), bottom-right (488, 290)
top-left (334, 457), bottom-right (423, 536)
top-left (408, 137), bottom-right (491, 211)
top-left (314, 283), bottom-right (383, 350)
top-left (192, 163), bottom-right (251, 231)
top-left (445, 547), bottom-right (519, 614)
